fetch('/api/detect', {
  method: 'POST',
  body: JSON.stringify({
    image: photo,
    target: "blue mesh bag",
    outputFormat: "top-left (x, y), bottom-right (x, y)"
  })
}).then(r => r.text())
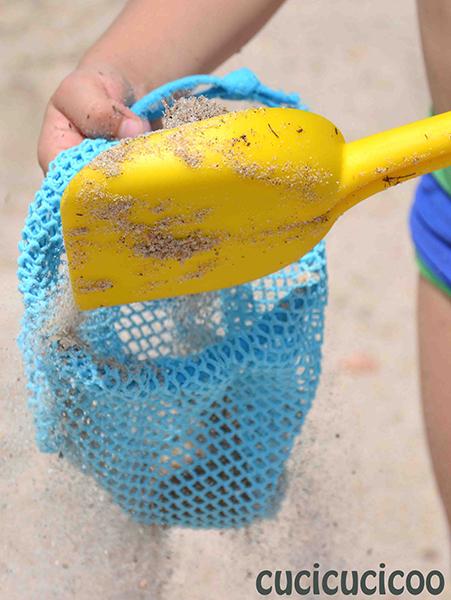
top-left (18, 69), bottom-right (327, 528)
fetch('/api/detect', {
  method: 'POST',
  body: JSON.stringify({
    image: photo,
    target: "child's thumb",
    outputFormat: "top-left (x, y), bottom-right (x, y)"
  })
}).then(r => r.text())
top-left (117, 117), bottom-right (149, 139)
top-left (53, 76), bottom-right (150, 140)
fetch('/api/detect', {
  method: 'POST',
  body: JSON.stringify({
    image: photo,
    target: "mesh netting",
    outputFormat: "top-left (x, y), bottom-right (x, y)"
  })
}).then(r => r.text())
top-left (18, 69), bottom-right (327, 528)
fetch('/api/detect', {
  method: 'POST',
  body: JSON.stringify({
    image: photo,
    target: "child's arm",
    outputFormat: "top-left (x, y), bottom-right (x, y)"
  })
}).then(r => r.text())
top-left (416, 0), bottom-right (451, 526)
top-left (38, 0), bottom-right (284, 171)
top-left (417, 0), bottom-right (451, 113)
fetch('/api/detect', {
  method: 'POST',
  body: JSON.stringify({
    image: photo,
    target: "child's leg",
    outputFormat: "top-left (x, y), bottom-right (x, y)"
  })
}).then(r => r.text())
top-left (418, 274), bottom-right (451, 525)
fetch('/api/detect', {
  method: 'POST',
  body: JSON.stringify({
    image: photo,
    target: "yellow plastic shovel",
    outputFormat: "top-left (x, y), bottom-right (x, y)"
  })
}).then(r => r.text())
top-left (61, 107), bottom-right (451, 310)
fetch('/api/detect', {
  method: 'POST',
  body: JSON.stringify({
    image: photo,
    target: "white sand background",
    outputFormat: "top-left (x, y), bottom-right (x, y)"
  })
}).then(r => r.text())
top-left (0, 1), bottom-right (449, 598)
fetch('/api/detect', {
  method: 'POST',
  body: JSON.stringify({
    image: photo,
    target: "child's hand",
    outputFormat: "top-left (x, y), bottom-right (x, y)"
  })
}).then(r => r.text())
top-left (38, 63), bottom-right (150, 172)
top-left (37, 0), bottom-right (285, 173)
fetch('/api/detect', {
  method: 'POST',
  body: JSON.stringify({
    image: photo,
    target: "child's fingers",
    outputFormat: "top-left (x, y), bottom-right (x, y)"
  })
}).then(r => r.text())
top-left (38, 69), bottom-right (150, 172)
top-left (38, 103), bottom-right (86, 172)
top-left (52, 72), bottom-right (149, 140)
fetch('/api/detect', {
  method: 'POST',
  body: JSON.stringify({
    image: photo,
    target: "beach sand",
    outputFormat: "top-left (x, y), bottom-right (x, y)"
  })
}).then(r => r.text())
top-left (0, 1), bottom-right (448, 598)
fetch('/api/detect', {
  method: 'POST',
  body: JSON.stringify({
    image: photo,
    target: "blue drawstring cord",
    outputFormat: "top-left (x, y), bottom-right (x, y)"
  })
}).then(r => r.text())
top-left (131, 67), bottom-right (307, 121)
